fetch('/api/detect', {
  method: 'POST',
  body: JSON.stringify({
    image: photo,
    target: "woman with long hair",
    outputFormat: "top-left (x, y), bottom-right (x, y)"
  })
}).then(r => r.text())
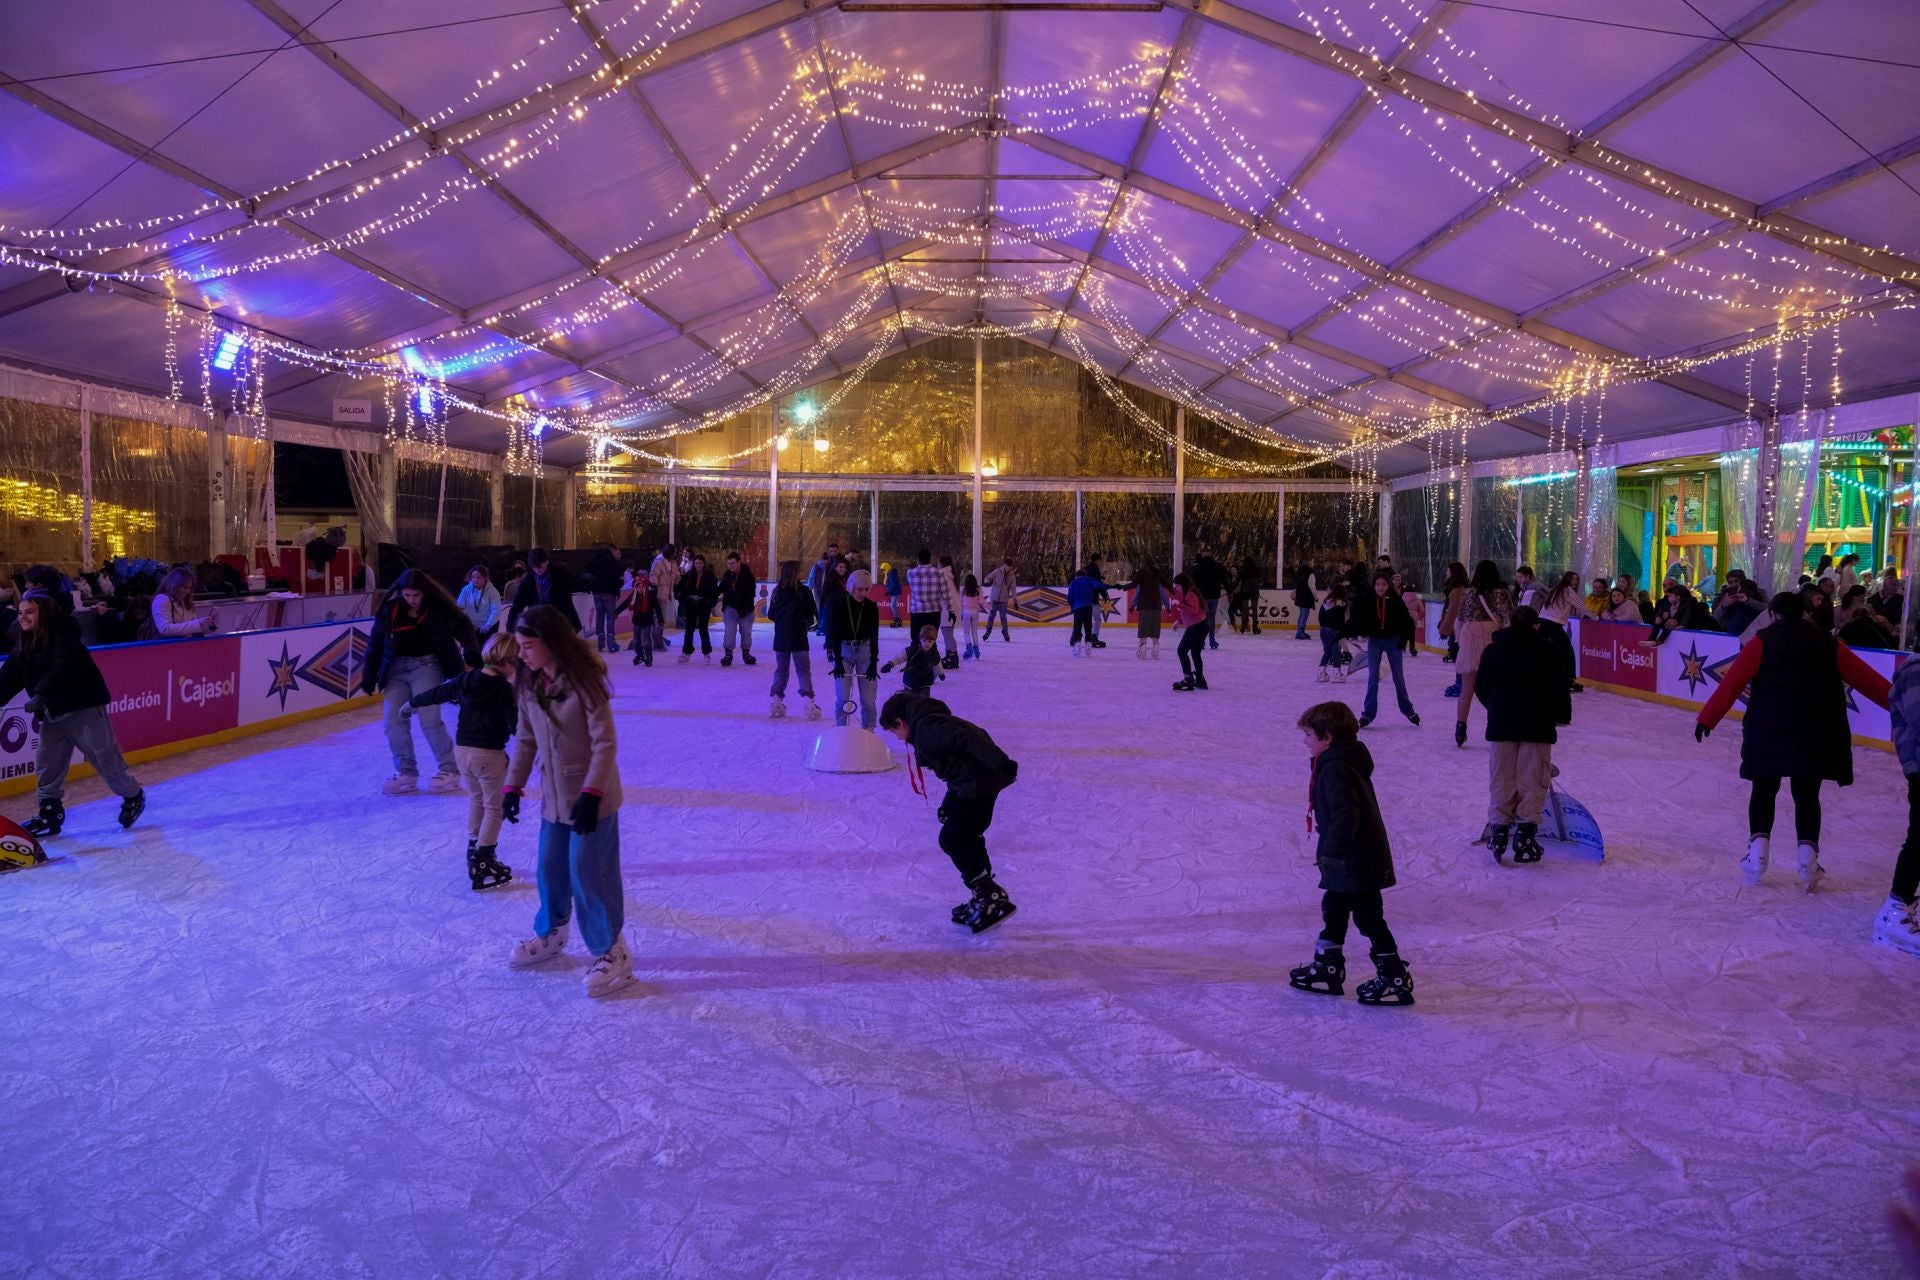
top-left (150, 566), bottom-right (215, 638)
top-left (502, 604), bottom-right (632, 998)
top-left (766, 559), bottom-right (820, 719)
top-left (1538, 570), bottom-right (1585, 693)
top-left (1171, 572), bottom-right (1210, 692)
top-left (1696, 592), bottom-right (1890, 892)
top-left (1451, 560), bottom-right (1513, 748)
top-left (360, 568), bottom-right (478, 795)
top-left (0, 592), bottom-right (147, 836)
top-left (1437, 561), bottom-right (1469, 694)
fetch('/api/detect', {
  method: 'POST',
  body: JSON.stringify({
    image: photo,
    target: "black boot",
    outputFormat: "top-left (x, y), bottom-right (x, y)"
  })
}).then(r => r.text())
top-left (741, 652), bottom-right (757, 666)
top-left (1454, 721), bottom-right (1467, 747)
top-left (1172, 675), bottom-right (1195, 692)
top-left (960, 876), bottom-right (1016, 933)
top-left (1511, 823), bottom-right (1544, 863)
top-left (116, 792), bottom-right (146, 830)
top-left (1355, 952), bottom-right (1414, 1006)
top-left (24, 799), bottom-right (64, 838)
top-left (1484, 823), bottom-right (1511, 862)
top-left (1192, 674), bottom-right (1209, 690)
top-left (468, 844), bottom-right (513, 890)
top-left (720, 651), bottom-right (733, 668)
top-left (1288, 944), bottom-right (1345, 995)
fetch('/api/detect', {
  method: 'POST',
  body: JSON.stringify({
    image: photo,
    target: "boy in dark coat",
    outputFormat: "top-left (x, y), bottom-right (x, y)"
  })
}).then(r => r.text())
top-left (1288, 700), bottom-right (1412, 1006)
top-left (880, 691), bottom-right (1020, 933)
top-left (1473, 606), bottom-right (1572, 863)
top-left (505, 548), bottom-right (582, 633)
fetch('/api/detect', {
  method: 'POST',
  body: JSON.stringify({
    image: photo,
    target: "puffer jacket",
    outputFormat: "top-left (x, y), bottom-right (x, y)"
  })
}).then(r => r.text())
top-left (506, 669), bottom-right (622, 823)
top-left (1308, 736), bottom-right (1395, 893)
top-left (767, 582), bottom-right (817, 651)
top-left (901, 694), bottom-right (1017, 799)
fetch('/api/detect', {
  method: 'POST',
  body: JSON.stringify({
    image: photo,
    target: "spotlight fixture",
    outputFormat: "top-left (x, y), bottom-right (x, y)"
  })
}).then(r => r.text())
top-left (211, 331), bottom-right (244, 372)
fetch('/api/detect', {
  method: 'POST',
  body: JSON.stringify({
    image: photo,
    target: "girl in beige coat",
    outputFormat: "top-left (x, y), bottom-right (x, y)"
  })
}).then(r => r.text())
top-left (502, 604), bottom-right (633, 998)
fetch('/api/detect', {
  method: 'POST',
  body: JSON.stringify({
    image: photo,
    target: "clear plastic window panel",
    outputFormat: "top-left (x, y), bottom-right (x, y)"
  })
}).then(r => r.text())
top-left (502, 475), bottom-right (534, 550)
top-left (1185, 491), bottom-right (1278, 587)
top-left (877, 491), bottom-right (974, 580)
top-left (777, 339), bottom-right (972, 476)
top-left (1387, 484), bottom-right (1460, 596)
top-left (674, 483), bottom-right (769, 570)
top-left (1285, 490), bottom-right (1376, 582)
top-left (0, 397), bottom-right (85, 574)
top-left (223, 434), bottom-right (272, 558)
top-left (1469, 477), bottom-right (1518, 573)
top-left (394, 458), bottom-right (443, 547)
top-left (1517, 475), bottom-right (1575, 586)
top-left (777, 489), bottom-right (870, 570)
top-left (576, 483), bottom-right (668, 552)
top-left (1185, 415), bottom-right (1348, 481)
top-left (981, 489), bottom-right (1075, 586)
top-left (983, 339), bottom-right (1172, 479)
top-left (1083, 493), bottom-right (1173, 584)
top-left (534, 478), bottom-right (565, 552)
top-left (90, 415), bottom-right (209, 568)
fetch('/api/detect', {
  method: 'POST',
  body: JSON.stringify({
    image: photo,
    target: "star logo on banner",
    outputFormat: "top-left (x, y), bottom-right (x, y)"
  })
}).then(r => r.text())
top-left (1702, 652), bottom-right (1750, 706)
top-left (1678, 643), bottom-right (1711, 695)
top-left (266, 643), bottom-right (301, 711)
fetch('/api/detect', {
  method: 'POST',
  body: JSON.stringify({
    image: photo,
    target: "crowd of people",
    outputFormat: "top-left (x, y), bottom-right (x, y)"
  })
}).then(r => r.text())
top-left (10, 532), bottom-right (1920, 1007)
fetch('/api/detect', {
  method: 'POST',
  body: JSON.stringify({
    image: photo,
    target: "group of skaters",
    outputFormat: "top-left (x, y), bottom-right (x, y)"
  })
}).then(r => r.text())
top-left (14, 532), bottom-right (1920, 1009)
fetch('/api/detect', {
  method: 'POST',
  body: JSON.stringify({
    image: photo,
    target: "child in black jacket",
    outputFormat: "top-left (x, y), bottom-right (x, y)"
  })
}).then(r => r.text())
top-left (410, 631), bottom-right (519, 890)
top-left (881, 691), bottom-right (1020, 932)
top-left (1287, 700), bottom-right (1413, 1005)
top-left (883, 624), bottom-right (945, 693)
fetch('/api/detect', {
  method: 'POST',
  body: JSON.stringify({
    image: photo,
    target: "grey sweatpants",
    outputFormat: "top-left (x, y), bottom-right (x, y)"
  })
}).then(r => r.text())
top-left (723, 607), bottom-right (753, 655)
top-left (769, 649), bottom-right (813, 699)
top-left (1488, 740), bottom-right (1553, 826)
top-left (36, 704), bottom-right (142, 805)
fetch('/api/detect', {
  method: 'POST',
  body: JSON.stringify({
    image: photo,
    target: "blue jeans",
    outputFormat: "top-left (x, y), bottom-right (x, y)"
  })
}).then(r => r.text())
top-left (591, 593), bottom-right (618, 651)
top-left (383, 655), bottom-right (456, 776)
top-left (1362, 637), bottom-right (1416, 720)
top-left (1295, 607), bottom-right (1310, 638)
top-left (535, 814), bottom-right (624, 958)
top-left (835, 640), bottom-right (877, 729)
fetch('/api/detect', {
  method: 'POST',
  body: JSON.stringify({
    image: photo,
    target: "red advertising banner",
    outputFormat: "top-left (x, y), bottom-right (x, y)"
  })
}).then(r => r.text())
top-left (92, 638), bottom-right (244, 753)
top-left (1577, 620), bottom-right (1659, 693)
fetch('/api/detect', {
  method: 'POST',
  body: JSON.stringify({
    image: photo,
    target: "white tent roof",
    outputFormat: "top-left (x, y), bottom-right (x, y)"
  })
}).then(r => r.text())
top-left (0, 0), bottom-right (1915, 472)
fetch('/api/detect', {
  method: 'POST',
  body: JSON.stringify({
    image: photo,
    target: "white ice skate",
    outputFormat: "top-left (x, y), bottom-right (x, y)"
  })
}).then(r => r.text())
top-left (1333, 665), bottom-right (1347, 684)
top-left (1079, 641), bottom-right (1093, 658)
top-left (427, 771), bottom-right (462, 794)
top-left (382, 773), bottom-right (418, 795)
top-left (804, 698), bottom-right (821, 721)
top-left (1316, 669), bottom-right (1329, 684)
top-left (1150, 639), bottom-right (1160, 659)
top-left (508, 921), bottom-right (569, 968)
top-left (1872, 896), bottom-right (1920, 956)
top-left (1136, 639), bottom-right (1148, 659)
top-left (770, 697), bottom-right (787, 719)
top-left (584, 937), bottom-right (635, 998)
top-left (678, 653), bottom-right (691, 664)
top-left (1796, 841), bottom-right (1825, 893)
top-left (1741, 835), bottom-right (1769, 883)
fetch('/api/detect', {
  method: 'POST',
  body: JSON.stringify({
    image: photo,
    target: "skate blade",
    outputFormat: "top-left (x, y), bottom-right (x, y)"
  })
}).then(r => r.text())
top-left (1357, 993), bottom-right (1415, 1007)
top-left (1287, 979), bottom-right (1344, 996)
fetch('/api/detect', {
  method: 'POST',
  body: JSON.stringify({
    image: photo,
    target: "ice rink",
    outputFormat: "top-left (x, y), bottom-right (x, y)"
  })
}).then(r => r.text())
top-left (4, 623), bottom-right (1915, 1279)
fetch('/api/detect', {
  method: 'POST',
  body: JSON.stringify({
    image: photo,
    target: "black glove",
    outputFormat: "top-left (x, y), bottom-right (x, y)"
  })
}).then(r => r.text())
top-left (881, 660), bottom-right (895, 673)
top-left (936, 800), bottom-right (950, 823)
top-left (1003, 759), bottom-right (1019, 786)
top-left (832, 661), bottom-right (846, 680)
top-left (1694, 723), bottom-right (1710, 743)
top-left (501, 790), bottom-right (522, 824)
top-left (570, 791), bottom-right (600, 835)
top-left (22, 695), bottom-right (46, 719)
top-left (865, 663), bottom-right (879, 681)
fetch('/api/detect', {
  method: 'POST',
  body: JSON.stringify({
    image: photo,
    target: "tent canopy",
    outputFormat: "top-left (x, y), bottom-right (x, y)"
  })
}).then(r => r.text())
top-left (0, 0), bottom-right (1915, 472)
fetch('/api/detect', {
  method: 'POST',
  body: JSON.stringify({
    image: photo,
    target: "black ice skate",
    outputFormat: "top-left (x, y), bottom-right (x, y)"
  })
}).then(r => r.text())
top-left (720, 652), bottom-right (733, 667)
top-left (24, 799), bottom-right (64, 838)
top-left (116, 791), bottom-right (145, 829)
top-left (468, 844), bottom-right (513, 890)
top-left (1355, 952), bottom-right (1414, 1007)
top-left (951, 890), bottom-right (981, 925)
top-left (1511, 823), bottom-right (1544, 864)
top-left (741, 653), bottom-right (756, 666)
top-left (961, 879), bottom-right (1016, 933)
top-left (1288, 945), bottom-right (1345, 996)
top-left (1191, 674), bottom-right (1209, 691)
top-left (1172, 676), bottom-right (1195, 692)
top-left (1481, 823), bottom-right (1511, 862)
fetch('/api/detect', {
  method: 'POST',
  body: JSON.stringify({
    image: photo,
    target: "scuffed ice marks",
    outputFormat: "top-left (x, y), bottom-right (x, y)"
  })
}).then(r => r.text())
top-left (0, 624), bottom-right (1915, 1278)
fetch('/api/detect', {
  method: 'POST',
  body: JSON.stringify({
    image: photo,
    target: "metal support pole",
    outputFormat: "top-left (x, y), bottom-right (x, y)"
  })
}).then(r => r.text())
top-left (562, 472), bottom-right (578, 550)
top-left (1457, 466), bottom-right (1474, 569)
top-left (433, 455), bottom-right (449, 545)
top-left (1172, 405), bottom-right (1186, 572)
top-left (667, 471), bottom-right (677, 547)
top-left (870, 487), bottom-right (879, 575)
top-left (1572, 444), bottom-right (1593, 578)
top-left (1377, 484), bottom-right (1391, 563)
top-left (206, 409), bottom-right (227, 559)
top-left (1901, 425), bottom-right (1919, 648)
top-left (768, 411), bottom-right (780, 570)
top-left (972, 334), bottom-right (984, 577)
top-left (78, 384), bottom-right (93, 570)
top-left (1274, 483), bottom-right (1286, 593)
top-left (1513, 478), bottom-right (1526, 571)
top-left (262, 418), bottom-right (276, 563)
top-left (1074, 488), bottom-right (1083, 574)
top-left (1786, 410), bottom-right (1825, 591)
top-left (1753, 411), bottom-right (1783, 591)
top-left (529, 474), bottom-right (538, 548)
top-left (489, 459), bottom-right (505, 544)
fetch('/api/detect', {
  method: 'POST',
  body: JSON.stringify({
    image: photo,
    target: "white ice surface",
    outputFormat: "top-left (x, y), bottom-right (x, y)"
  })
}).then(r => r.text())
top-left (4, 626), bottom-right (1917, 1279)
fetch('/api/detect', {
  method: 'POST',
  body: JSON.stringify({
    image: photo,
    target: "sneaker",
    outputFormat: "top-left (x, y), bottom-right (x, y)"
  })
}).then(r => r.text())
top-left (584, 938), bottom-right (635, 998)
top-left (427, 771), bottom-right (462, 794)
top-left (1741, 836), bottom-right (1769, 883)
top-left (382, 773), bottom-right (419, 795)
top-left (1872, 896), bottom-right (1920, 956)
top-left (508, 921), bottom-right (569, 968)
top-left (770, 697), bottom-right (787, 719)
